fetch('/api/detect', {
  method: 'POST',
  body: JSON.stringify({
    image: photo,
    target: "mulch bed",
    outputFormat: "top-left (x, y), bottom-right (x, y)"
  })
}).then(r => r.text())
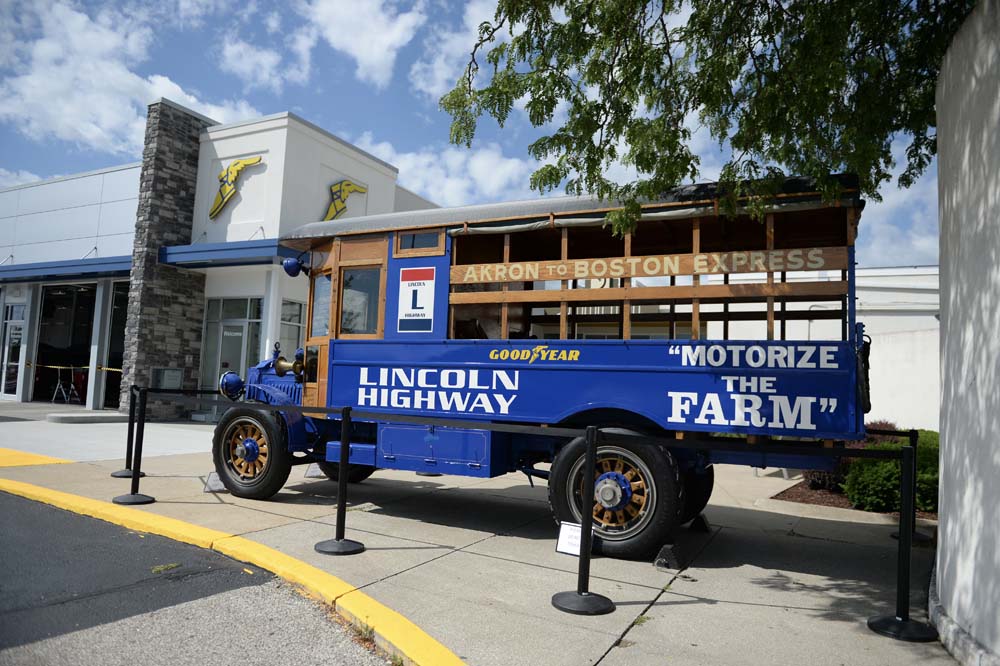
top-left (773, 480), bottom-right (938, 521)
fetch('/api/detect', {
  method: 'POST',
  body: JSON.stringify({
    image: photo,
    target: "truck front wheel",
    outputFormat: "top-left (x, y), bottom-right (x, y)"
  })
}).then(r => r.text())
top-left (548, 430), bottom-right (682, 560)
top-left (213, 407), bottom-right (291, 500)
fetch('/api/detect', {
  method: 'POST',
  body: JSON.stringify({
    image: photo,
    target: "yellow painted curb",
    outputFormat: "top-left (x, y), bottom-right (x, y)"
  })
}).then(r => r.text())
top-left (339, 589), bottom-right (467, 666)
top-left (213, 536), bottom-right (356, 604)
top-left (0, 478), bottom-right (230, 549)
top-left (0, 448), bottom-right (72, 468)
top-left (0, 479), bottom-right (465, 666)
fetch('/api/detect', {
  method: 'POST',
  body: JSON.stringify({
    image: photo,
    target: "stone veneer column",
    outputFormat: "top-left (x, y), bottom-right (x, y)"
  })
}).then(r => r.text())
top-left (119, 100), bottom-right (214, 417)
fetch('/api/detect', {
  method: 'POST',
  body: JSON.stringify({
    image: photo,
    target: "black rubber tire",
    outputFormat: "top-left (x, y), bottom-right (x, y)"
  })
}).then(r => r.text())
top-left (548, 429), bottom-right (682, 560)
top-left (213, 407), bottom-right (292, 500)
top-left (316, 461), bottom-right (376, 484)
top-left (679, 466), bottom-right (715, 524)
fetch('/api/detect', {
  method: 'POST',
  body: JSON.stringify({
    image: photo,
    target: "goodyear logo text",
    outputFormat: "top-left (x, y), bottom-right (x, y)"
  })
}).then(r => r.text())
top-left (489, 345), bottom-right (581, 363)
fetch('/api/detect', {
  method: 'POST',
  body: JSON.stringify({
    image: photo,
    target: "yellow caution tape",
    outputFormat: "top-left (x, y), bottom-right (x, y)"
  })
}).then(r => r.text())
top-left (25, 362), bottom-right (122, 372)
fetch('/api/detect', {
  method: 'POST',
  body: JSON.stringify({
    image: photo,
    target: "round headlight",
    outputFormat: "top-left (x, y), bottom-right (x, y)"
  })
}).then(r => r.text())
top-left (219, 371), bottom-right (245, 401)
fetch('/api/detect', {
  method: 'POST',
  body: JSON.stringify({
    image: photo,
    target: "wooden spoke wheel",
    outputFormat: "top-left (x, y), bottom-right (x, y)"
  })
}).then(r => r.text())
top-left (212, 407), bottom-right (291, 500)
top-left (548, 430), bottom-right (681, 560)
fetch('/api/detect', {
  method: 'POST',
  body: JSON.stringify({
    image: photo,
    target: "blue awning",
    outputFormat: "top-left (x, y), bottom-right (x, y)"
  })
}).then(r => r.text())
top-left (159, 239), bottom-right (298, 268)
top-left (0, 255), bottom-right (132, 283)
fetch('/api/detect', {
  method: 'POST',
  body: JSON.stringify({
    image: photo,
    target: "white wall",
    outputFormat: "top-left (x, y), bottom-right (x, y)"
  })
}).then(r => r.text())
top-left (192, 116), bottom-right (289, 244)
top-left (867, 328), bottom-right (939, 430)
top-left (394, 185), bottom-right (437, 211)
top-left (0, 164), bottom-right (140, 264)
top-left (190, 113), bottom-right (402, 245)
top-left (279, 116), bottom-right (398, 230)
top-left (937, 0), bottom-right (1000, 658)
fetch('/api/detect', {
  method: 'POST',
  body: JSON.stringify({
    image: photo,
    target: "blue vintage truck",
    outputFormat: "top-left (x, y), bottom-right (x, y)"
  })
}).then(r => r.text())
top-left (213, 176), bottom-right (869, 559)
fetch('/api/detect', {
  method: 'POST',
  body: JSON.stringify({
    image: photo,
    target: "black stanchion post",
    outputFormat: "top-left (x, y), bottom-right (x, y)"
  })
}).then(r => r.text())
top-left (552, 426), bottom-right (615, 616)
top-left (315, 406), bottom-right (365, 555)
top-left (112, 386), bottom-right (145, 479)
top-left (892, 429), bottom-right (932, 543)
top-left (867, 445), bottom-right (937, 641)
top-left (113, 388), bottom-right (155, 505)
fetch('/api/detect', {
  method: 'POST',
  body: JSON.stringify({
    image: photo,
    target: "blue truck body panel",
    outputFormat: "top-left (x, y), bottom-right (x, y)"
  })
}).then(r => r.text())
top-left (327, 338), bottom-right (862, 441)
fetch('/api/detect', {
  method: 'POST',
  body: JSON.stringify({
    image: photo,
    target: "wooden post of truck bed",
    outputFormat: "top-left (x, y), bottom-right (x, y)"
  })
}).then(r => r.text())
top-left (560, 225), bottom-right (568, 339)
top-left (766, 214), bottom-right (775, 340)
top-left (622, 232), bottom-right (632, 340)
top-left (691, 218), bottom-right (700, 339)
top-left (501, 234), bottom-right (510, 339)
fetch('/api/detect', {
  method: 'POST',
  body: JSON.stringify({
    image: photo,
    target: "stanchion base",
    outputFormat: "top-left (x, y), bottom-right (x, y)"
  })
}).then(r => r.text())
top-left (891, 530), bottom-right (934, 544)
top-left (867, 615), bottom-right (939, 642)
top-left (314, 538), bottom-right (365, 556)
top-left (111, 469), bottom-right (145, 478)
top-left (551, 591), bottom-right (615, 616)
top-left (113, 493), bottom-right (155, 505)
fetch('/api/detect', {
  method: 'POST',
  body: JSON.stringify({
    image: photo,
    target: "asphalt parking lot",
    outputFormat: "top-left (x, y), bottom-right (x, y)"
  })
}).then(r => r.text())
top-left (0, 492), bottom-right (386, 666)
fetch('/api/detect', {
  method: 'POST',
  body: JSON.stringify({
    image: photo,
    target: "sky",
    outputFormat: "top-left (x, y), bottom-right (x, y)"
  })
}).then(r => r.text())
top-left (0, 0), bottom-right (939, 268)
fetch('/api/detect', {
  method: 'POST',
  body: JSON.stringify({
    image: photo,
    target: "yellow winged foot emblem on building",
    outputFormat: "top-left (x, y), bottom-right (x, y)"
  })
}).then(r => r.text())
top-left (323, 180), bottom-right (367, 221)
top-left (209, 156), bottom-right (263, 219)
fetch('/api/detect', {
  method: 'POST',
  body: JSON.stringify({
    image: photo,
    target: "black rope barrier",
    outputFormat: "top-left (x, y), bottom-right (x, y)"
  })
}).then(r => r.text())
top-left (113, 385), bottom-right (938, 638)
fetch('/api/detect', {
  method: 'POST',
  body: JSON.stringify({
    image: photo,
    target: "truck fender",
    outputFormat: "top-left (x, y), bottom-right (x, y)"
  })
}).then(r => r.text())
top-left (245, 384), bottom-right (311, 452)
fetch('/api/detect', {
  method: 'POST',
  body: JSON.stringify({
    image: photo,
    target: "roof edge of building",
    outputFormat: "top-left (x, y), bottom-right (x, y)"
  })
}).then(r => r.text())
top-left (152, 97), bottom-right (220, 126)
top-left (0, 162), bottom-right (143, 194)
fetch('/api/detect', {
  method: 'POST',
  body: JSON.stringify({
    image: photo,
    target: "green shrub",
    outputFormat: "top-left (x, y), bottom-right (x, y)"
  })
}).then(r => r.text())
top-left (803, 420), bottom-right (903, 493)
top-left (842, 433), bottom-right (939, 513)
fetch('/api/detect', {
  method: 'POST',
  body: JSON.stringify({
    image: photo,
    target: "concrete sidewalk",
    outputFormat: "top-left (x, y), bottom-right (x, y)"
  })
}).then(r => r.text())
top-left (0, 418), bottom-right (953, 666)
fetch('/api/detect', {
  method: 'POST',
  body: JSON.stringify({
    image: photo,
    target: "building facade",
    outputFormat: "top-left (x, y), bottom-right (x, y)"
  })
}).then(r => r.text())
top-left (0, 98), bottom-right (434, 414)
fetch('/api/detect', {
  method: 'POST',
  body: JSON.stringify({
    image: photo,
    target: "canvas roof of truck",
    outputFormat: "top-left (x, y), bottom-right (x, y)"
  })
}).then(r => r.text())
top-left (279, 174), bottom-right (864, 250)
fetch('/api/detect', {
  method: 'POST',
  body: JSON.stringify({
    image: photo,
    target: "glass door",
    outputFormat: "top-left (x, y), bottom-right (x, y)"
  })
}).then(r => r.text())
top-left (218, 322), bottom-right (248, 378)
top-left (1, 304), bottom-right (26, 398)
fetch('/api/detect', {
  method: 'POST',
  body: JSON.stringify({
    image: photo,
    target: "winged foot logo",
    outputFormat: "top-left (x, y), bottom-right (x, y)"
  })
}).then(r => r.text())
top-left (209, 156), bottom-right (263, 219)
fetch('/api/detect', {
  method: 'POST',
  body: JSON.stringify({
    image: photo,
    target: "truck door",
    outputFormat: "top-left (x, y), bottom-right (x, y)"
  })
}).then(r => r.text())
top-left (302, 235), bottom-right (388, 408)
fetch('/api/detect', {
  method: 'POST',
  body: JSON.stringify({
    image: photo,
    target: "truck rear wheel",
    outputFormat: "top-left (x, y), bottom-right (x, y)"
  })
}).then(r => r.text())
top-left (679, 466), bottom-right (715, 524)
top-left (316, 462), bottom-right (376, 484)
top-left (213, 407), bottom-right (291, 500)
top-left (548, 430), bottom-right (682, 560)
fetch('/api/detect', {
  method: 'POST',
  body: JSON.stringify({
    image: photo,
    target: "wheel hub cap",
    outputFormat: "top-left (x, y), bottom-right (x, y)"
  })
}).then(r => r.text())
top-left (235, 437), bottom-right (259, 463)
top-left (595, 472), bottom-right (631, 510)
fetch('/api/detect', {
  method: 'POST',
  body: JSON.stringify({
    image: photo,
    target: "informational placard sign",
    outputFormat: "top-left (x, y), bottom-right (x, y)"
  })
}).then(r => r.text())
top-left (556, 521), bottom-right (594, 556)
top-left (397, 267), bottom-right (435, 333)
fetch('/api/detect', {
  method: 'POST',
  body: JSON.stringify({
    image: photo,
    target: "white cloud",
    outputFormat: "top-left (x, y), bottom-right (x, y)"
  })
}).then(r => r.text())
top-left (264, 11), bottom-right (281, 34)
top-left (285, 27), bottom-right (318, 85)
top-left (857, 158), bottom-right (938, 268)
top-left (296, 0), bottom-right (426, 89)
top-left (174, 0), bottom-right (229, 26)
top-left (0, 167), bottom-right (41, 188)
top-left (355, 131), bottom-right (538, 206)
top-left (0, 2), bottom-right (258, 157)
top-left (409, 0), bottom-right (496, 101)
top-left (220, 35), bottom-right (284, 93)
